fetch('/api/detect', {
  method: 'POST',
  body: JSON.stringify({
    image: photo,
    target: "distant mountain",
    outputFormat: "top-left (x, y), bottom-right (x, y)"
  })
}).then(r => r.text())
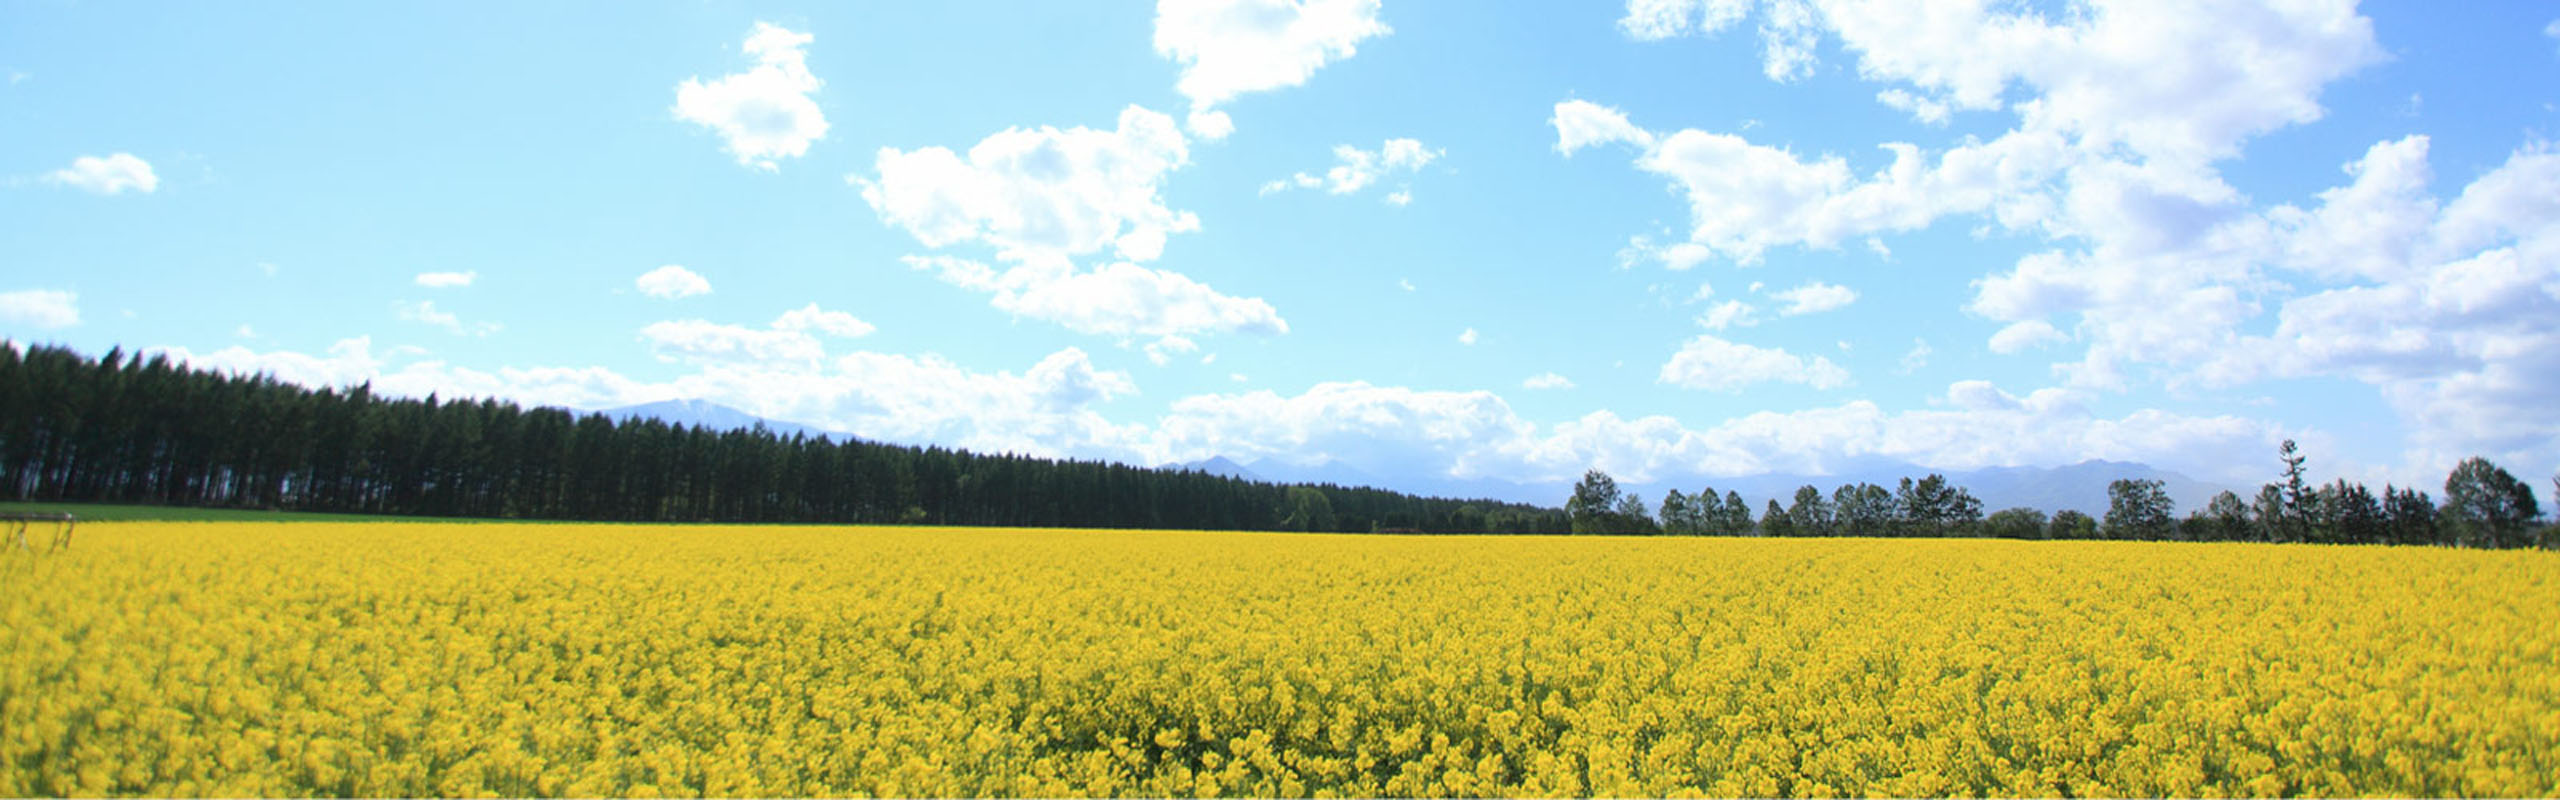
top-left (1167, 456), bottom-right (1264, 482)
top-left (597, 399), bottom-right (852, 443)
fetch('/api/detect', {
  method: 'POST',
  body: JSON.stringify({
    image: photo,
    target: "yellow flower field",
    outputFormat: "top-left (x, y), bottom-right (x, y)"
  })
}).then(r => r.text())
top-left (4, 522), bottom-right (2556, 797)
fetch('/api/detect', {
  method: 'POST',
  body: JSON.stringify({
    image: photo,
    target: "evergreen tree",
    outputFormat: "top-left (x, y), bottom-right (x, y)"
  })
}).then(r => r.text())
top-left (1759, 499), bottom-right (1793, 537)
top-left (1786, 485), bottom-right (1834, 536)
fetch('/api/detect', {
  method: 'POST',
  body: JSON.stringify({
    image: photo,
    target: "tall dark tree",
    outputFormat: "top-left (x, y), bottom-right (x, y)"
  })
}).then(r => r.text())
top-left (2103, 478), bottom-right (2174, 540)
top-left (2204, 490), bottom-right (2253, 542)
top-left (1759, 499), bottom-right (1793, 537)
top-left (1567, 469), bottom-right (1623, 535)
top-left (1614, 492), bottom-right (1660, 535)
top-left (1833, 483), bottom-right (1895, 537)
top-left (1786, 485), bottom-right (1834, 537)
top-left (1718, 490), bottom-right (1751, 535)
top-left (2444, 457), bottom-right (2539, 549)
top-left (2382, 485), bottom-right (2438, 546)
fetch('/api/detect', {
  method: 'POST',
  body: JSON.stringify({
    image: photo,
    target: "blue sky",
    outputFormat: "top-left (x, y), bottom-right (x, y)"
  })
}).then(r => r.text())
top-left (6, 0), bottom-right (2558, 498)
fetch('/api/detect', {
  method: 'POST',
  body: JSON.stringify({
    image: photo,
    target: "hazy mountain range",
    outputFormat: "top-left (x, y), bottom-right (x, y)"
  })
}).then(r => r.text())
top-left (602, 399), bottom-right (2242, 517)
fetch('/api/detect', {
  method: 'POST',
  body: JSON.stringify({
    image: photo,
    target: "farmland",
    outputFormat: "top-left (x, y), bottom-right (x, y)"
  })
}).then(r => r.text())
top-left (5, 522), bottom-right (2557, 797)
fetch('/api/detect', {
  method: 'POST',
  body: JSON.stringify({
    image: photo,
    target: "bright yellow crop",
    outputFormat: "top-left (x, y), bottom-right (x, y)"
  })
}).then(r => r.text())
top-left (5, 523), bottom-right (2557, 797)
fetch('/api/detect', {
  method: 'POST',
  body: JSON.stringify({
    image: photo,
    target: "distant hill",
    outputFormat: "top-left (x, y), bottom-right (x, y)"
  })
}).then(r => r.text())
top-left (597, 399), bottom-right (852, 443)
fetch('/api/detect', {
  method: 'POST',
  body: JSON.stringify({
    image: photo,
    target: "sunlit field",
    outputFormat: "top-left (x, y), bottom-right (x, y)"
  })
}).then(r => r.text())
top-left (5, 522), bottom-right (2556, 797)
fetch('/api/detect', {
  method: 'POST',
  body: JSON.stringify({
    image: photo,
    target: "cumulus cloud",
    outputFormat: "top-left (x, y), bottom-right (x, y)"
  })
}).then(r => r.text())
top-left (905, 255), bottom-right (1285, 345)
top-left (1523, 372), bottom-right (1575, 390)
top-left (155, 337), bottom-right (389, 390)
top-left (1261, 138), bottom-right (1441, 199)
top-left (772, 302), bottom-right (877, 338)
top-left (1458, 327), bottom-right (1479, 346)
top-left (1987, 319), bottom-right (2067, 354)
top-left (0, 289), bottom-right (80, 330)
top-left (674, 22), bottom-right (829, 171)
top-left (1771, 280), bottom-right (1856, 315)
top-left (1619, 0), bottom-right (1822, 82)
top-left (862, 108), bottom-right (1285, 349)
top-left (642, 304), bottom-right (874, 367)
top-left (2197, 140), bottom-right (2560, 474)
top-left (415, 271), bottom-right (477, 288)
top-left (636, 265), bottom-right (712, 299)
top-left (397, 301), bottom-right (500, 337)
top-left (1575, 0), bottom-right (2486, 460)
top-left (47, 153), bottom-right (157, 195)
top-left (860, 105), bottom-right (1198, 264)
top-left (1698, 300), bottom-right (1759, 331)
top-left (1659, 334), bottom-right (1849, 392)
top-left (1551, 100), bottom-right (1656, 156)
top-left (1154, 0), bottom-right (1390, 138)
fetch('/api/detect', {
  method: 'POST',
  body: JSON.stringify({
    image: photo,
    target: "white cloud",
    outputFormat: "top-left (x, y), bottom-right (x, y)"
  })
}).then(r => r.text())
top-left (674, 22), bottom-right (828, 171)
top-left (1383, 190), bottom-right (1412, 207)
top-left (1523, 372), bottom-right (1575, 390)
top-left (47, 153), bottom-right (157, 195)
top-left (1458, 327), bottom-right (1479, 346)
top-left (397, 301), bottom-right (500, 337)
top-left (641, 319), bottom-right (824, 366)
top-left (0, 289), bottom-right (79, 330)
top-left (1987, 319), bottom-right (2067, 354)
top-left (637, 265), bottom-right (712, 299)
top-left (147, 338), bottom-right (2315, 495)
top-left (1771, 280), bottom-right (1857, 315)
top-left (1551, 100), bottom-right (1656, 156)
top-left (1617, 0), bottom-right (1820, 82)
top-left (1154, 381), bottom-right (1536, 481)
top-left (1575, 1), bottom-right (2390, 398)
top-left (1897, 337), bottom-right (1931, 374)
top-left (772, 303), bottom-right (876, 338)
top-left (235, 324), bottom-right (256, 339)
top-left (860, 105), bottom-right (1198, 264)
top-left (1398, 278), bottom-right (1416, 292)
top-left (1619, 0), bottom-right (1751, 40)
top-left (905, 255), bottom-right (1286, 345)
top-left (1154, 0), bottom-right (1390, 138)
top-left (1151, 376), bottom-right (2294, 489)
top-left (643, 304), bottom-right (874, 367)
top-left (415, 270), bottom-right (477, 288)
top-left (1263, 137), bottom-right (1441, 197)
top-left (156, 337), bottom-right (388, 390)
top-left (1698, 300), bottom-right (1759, 331)
top-left (1659, 334), bottom-right (1850, 392)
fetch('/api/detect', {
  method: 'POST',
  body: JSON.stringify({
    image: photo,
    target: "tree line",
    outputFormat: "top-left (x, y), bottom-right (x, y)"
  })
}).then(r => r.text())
top-left (0, 343), bottom-right (1569, 533)
top-left (1565, 440), bottom-right (2554, 548)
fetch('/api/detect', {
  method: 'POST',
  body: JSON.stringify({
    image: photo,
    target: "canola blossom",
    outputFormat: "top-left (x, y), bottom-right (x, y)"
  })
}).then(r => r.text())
top-left (4, 522), bottom-right (2557, 797)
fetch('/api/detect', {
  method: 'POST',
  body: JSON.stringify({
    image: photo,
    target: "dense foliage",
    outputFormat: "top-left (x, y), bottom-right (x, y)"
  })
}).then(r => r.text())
top-left (8, 523), bottom-right (2557, 796)
top-left (0, 343), bottom-right (1565, 533)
